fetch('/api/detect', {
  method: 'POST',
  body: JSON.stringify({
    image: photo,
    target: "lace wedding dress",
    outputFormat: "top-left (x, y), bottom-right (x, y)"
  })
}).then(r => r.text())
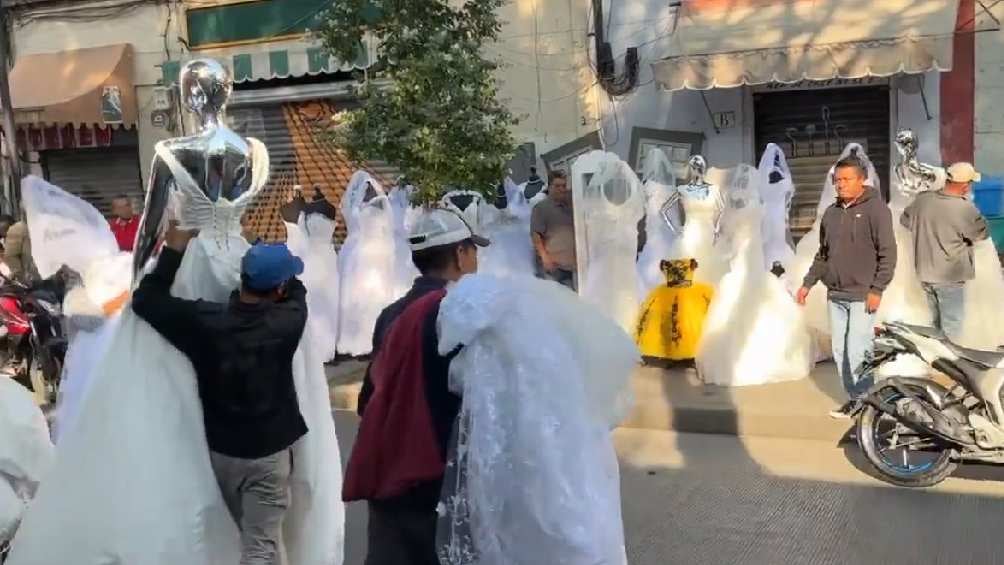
top-left (7, 139), bottom-right (344, 565)
top-left (19, 176), bottom-right (133, 442)
top-left (478, 178), bottom-right (539, 278)
top-left (786, 143), bottom-right (881, 361)
top-left (285, 213), bottom-right (341, 362)
top-left (572, 151), bottom-right (645, 332)
top-left (636, 148), bottom-right (679, 298)
top-left (757, 144), bottom-right (796, 270)
top-left (337, 171), bottom-right (413, 356)
top-left (697, 165), bottom-right (814, 386)
top-left (667, 183), bottom-right (729, 287)
top-left (435, 274), bottom-right (636, 565)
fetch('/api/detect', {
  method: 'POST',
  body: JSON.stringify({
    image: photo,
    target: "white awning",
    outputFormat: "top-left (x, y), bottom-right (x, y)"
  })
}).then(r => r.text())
top-left (652, 0), bottom-right (959, 91)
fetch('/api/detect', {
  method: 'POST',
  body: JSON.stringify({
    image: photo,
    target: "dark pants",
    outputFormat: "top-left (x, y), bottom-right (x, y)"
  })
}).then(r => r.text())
top-left (210, 449), bottom-right (292, 565)
top-left (364, 501), bottom-right (439, 565)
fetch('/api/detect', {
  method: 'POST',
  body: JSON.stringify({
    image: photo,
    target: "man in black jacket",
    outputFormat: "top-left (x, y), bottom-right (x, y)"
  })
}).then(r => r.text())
top-left (797, 157), bottom-right (897, 419)
top-left (132, 224), bottom-right (307, 565)
top-left (344, 208), bottom-right (487, 565)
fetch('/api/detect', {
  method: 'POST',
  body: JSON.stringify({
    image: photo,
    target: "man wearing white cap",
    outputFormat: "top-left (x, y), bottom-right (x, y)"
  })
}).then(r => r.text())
top-left (343, 208), bottom-right (487, 565)
top-left (901, 162), bottom-right (990, 339)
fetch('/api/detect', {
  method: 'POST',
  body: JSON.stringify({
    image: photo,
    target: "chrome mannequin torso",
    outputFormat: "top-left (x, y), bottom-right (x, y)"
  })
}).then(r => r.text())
top-left (894, 129), bottom-right (945, 198)
top-left (133, 59), bottom-right (256, 278)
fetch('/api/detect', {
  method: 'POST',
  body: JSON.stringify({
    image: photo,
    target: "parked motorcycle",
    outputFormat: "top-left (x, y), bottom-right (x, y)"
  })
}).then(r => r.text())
top-left (0, 274), bottom-right (68, 406)
top-left (854, 321), bottom-right (1004, 487)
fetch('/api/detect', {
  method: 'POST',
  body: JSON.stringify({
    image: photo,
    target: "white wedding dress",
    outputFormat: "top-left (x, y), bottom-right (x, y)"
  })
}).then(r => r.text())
top-left (7, 139), bottom-right (344, 565)
top-left (757, 144), bottom-right (796, 271)
top-left (636, 148), bottom-right (679, 298)
top-left (388, 184), bottom-right (420, 297)
top-left (19, 175), bottom-right (134, 442)
top-left (786, 143), bottom-right (881, 361)
top-left (697, 165), bottom-right (814, 386)
top-left (478, 178), bottom-right (539, 278)
top-left (436, 274), bottom-right (636, 565)
top-left (0, 377), bottom-right (53, 546)
top-left (18, 176), bottom-right (133, 441)
top-left (572, 152), bottom-right (645, 332)
top-left (285, 212), bottom-right (341, 362)
top-left (337, 171), bottom-right (413, 357)
top-left (666, 182), bottom-right (729, 287)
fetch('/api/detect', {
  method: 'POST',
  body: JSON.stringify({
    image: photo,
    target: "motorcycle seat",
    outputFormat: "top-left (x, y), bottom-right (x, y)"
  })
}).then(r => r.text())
top-left (947, 342), bottom-right (1004, 369)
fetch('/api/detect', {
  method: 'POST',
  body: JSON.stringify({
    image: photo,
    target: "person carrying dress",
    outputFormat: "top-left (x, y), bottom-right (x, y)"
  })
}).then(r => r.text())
top-left (343, 208), bottom-right (488, 565)
top-left (531, 170), bottom-right (577, 290)
top-left (132, 225), bottom-right (308, 565)
top-left (900, 162), bottom-right (989, 341)
top-left (796, 157), bottom-right (897, 419)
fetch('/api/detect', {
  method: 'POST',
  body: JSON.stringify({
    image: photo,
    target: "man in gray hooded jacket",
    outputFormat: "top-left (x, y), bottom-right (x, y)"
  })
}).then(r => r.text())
top-left (797, 156), bottom-right (897, 419)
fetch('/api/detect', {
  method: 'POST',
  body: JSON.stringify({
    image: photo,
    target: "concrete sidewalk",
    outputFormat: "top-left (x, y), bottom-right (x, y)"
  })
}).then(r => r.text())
top-left (326, 359), bottom-right (856, 442)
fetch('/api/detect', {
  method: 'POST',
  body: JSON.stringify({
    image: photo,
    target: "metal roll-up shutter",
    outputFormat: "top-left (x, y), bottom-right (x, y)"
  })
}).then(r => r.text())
top-left (43, 147), bottom-right (143, 214)
top-left (753, 86), bottom-right (891, 240)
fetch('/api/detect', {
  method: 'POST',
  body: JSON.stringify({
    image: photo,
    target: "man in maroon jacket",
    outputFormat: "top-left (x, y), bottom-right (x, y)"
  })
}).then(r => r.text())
top-left (343, 208), bottom-right (488, 565)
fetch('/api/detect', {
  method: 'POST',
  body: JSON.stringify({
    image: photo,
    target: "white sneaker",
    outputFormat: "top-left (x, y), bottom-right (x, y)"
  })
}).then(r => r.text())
top-left (828, 402), bottom-right (854, 420)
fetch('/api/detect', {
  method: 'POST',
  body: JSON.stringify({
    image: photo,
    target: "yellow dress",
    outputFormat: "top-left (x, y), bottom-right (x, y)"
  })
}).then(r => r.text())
top-left (635, 259), bottom-right (714, 361)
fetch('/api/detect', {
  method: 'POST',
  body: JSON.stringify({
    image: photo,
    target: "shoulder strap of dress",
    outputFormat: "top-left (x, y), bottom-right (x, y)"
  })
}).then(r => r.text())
top-left (153, 141), bottom-right (199, 193)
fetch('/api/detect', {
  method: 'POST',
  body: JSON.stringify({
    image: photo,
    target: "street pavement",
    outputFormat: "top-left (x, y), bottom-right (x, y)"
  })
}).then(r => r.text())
top-left (334, 410), bottom-right (1004, 565)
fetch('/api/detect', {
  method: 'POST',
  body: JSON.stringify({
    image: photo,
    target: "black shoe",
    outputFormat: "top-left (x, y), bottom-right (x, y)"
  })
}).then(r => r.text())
top-left (828, 402), bottom-right (854, 420)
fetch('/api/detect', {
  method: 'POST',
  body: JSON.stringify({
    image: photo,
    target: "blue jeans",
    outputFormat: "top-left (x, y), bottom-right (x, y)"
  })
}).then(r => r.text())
top-left (921, 282), bottom-right (965, 341)
top-left (828, 299), bottom-right (877, 401)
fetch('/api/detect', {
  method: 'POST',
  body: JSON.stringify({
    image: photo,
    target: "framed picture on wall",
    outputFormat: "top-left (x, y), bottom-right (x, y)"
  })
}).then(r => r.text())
top-left (628, 128), bottom-right (704, 181)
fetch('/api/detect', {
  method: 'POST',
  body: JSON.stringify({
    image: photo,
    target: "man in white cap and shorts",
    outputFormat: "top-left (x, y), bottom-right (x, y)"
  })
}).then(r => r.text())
top-left (901, 162), bottom-right (990, 339)
top-left (342, 208), bottom-right (488, 565)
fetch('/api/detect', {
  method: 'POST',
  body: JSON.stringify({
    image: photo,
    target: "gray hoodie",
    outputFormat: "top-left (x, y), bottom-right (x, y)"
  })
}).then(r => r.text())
top-left (803, 188), bottom-right (897, 302)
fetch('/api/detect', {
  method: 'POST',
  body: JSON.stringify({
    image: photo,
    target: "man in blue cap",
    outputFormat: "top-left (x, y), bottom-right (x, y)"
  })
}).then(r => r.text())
top-left (132, 224), bottom-right (308, 565)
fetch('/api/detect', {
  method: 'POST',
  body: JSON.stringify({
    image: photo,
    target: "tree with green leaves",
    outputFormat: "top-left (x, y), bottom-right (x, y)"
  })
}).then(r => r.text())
top-left (320, 0), bottom-right (518, 204)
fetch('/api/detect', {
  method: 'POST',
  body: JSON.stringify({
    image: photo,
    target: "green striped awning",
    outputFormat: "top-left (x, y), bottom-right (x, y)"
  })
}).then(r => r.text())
top-left (161, 37), bottom-right (372, 85)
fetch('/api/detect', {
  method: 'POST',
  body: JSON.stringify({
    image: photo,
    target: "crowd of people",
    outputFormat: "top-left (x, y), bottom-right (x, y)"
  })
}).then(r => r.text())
top-left (0, 55), bottom-right (1001, 565)
top-left (0, 58), bottom-right (636, 565)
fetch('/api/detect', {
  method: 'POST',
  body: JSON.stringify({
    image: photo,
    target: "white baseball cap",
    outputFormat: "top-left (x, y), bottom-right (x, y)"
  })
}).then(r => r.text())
top-left (946, 162), bottom-right (982, 184)
top-left (408, 208), bottom-right (490, 251)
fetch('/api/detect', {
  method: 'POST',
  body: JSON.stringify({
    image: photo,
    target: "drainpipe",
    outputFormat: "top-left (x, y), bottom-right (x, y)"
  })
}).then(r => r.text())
top-left (591, 0), bottom-right (638, 96)
top-left (0, 3), bottom-right (21, 215)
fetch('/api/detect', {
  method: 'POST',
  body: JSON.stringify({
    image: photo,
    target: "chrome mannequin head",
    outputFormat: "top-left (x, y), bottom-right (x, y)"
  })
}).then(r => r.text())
top-left (179, 58), bottom-right (232, 128)
top-left (895, 129), bottom-right (918, 159)
top-left (688, 155), bottom-right (708, 184)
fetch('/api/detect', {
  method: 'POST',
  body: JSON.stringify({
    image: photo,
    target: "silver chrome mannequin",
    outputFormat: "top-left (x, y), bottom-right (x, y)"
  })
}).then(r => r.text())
top-left (133, 59), bottom-right (256, 278)
top-left (660, 154), bottom-right (723, 240)
top-left (894, 129), bottom-right (945, 197)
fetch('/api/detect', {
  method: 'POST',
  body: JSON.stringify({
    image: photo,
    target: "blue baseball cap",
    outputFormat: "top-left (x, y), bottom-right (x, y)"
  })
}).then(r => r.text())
top-left (240, 243), bottom-right (304, 291)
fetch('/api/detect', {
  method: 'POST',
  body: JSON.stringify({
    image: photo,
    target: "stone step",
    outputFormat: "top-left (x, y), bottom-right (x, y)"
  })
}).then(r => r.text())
top-left (622, 363), bottom-right (854, 442)
top-left (327, 359), bottom-right (855, 443)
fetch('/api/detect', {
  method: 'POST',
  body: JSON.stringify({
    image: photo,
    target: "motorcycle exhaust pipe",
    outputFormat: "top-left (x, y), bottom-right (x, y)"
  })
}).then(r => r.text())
top-left (864, 380), bottom-right (975, 446)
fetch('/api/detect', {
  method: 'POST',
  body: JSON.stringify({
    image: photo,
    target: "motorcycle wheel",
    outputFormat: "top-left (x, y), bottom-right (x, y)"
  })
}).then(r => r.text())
top-left (857, 384), bottom-right (958, 488)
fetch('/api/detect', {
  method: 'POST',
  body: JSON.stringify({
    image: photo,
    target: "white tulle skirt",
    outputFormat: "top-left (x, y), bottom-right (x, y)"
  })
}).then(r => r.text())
top-left (698, 230), bottom-right (813, 387)
top-left (54, 315), bottom-right (122, 442)
top-left (479, 220), bottom-right (536, 278)
top-left (7, 235), bottom-right (344, 565)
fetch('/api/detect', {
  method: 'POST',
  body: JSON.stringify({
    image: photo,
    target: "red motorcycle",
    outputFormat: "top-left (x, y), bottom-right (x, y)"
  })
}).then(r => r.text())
top-left (0, 274), bottom-right (67, 405)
